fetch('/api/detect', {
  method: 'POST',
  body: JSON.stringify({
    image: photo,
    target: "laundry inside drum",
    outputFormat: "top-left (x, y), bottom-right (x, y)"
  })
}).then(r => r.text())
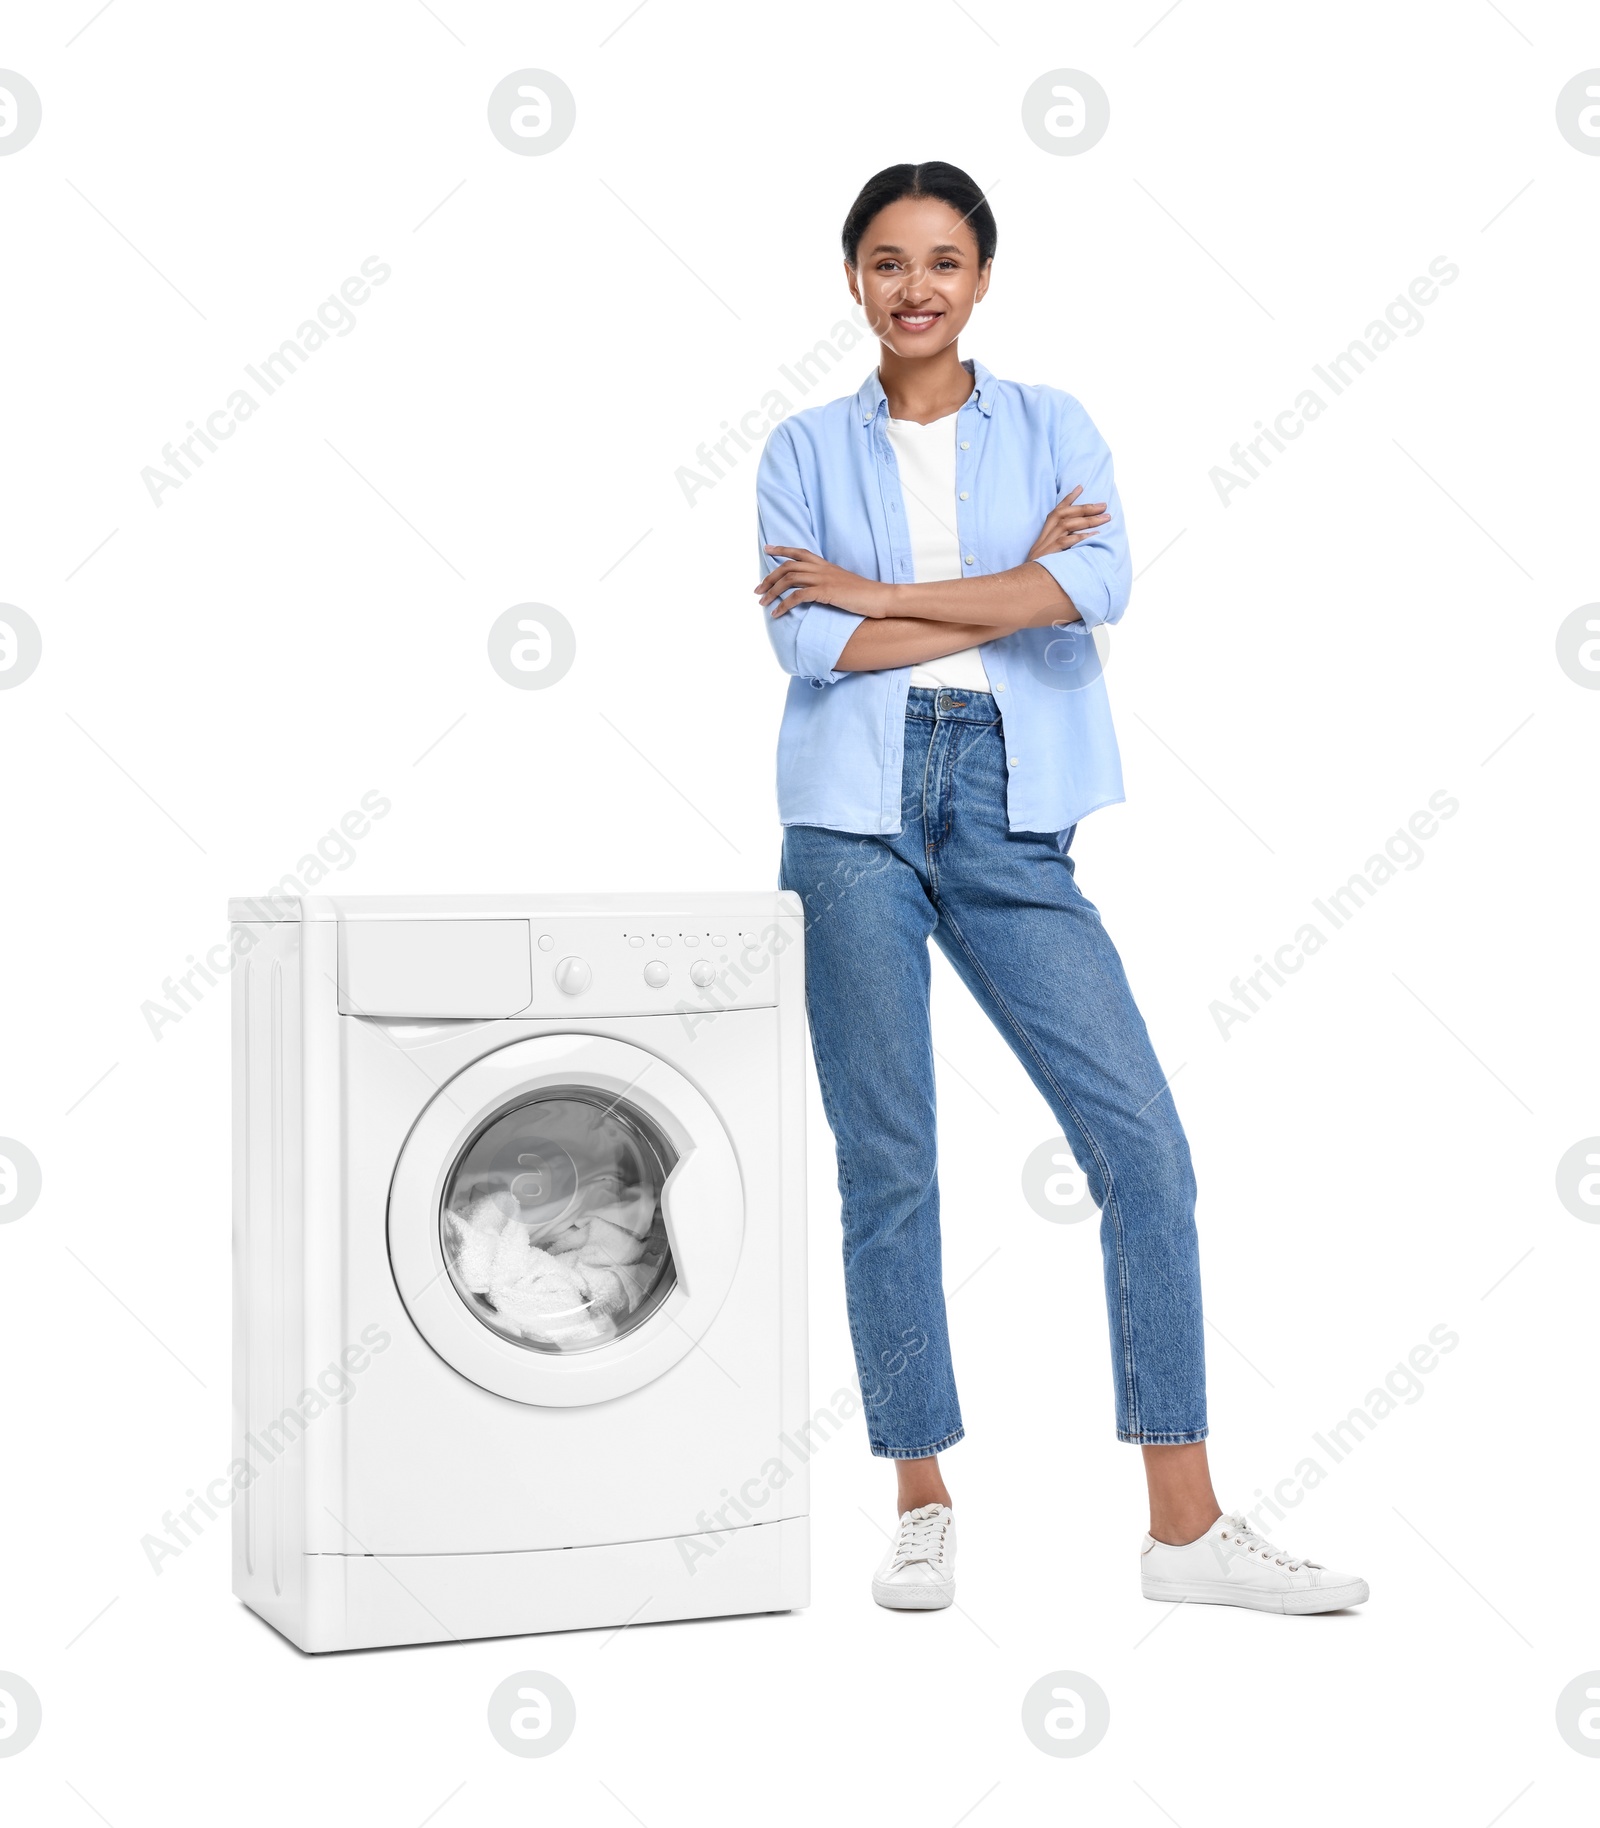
top-left (440, 1089), bottom-right (677, 1353)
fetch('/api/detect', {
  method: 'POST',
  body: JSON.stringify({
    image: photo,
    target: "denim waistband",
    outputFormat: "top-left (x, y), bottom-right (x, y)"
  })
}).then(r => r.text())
top-left (905, 684), bottom-right (999, 725)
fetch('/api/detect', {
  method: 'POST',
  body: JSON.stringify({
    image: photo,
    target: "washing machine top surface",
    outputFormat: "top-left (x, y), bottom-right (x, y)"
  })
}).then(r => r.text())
top-left (228, 892), bottom-right (800, 923)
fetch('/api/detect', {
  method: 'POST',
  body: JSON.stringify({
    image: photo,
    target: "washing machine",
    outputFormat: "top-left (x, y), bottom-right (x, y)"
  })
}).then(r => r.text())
top-left (229, 893), bottom-right (809, 1652)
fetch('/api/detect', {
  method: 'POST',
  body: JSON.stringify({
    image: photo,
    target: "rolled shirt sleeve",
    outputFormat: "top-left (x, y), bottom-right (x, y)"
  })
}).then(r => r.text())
top-left (1030, 397), bottom-right (1132, 632)
top-left (756, 422), bottom-right (863, 687)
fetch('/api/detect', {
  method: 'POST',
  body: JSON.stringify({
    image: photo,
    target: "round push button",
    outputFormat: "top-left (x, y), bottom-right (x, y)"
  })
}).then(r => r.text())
top-left (643, 961), bottom-right (669, 989)
top-left (690, 960), bottom-right (716, 988)
top-left (537, 934), bottom-right (554, 952)
top-left (554, 957), bottom-right (591, 995)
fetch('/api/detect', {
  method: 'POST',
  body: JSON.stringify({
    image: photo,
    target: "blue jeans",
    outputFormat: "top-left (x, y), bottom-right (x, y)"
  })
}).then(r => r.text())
top-left (780, 686), bottom-right (1206, 1457)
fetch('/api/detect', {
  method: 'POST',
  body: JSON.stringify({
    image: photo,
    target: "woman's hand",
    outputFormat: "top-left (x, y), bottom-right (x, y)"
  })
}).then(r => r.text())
top-left (1027, 486), bottom-right (1111, 561)
top-left (757, 546), bottom-right (896, 619)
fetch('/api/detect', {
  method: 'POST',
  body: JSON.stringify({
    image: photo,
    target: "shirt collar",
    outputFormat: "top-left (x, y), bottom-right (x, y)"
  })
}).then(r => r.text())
top-left (856, 356), bottom-right (996, 426)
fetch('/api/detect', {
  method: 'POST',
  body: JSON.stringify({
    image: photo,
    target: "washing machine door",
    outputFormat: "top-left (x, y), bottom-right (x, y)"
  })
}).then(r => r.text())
top-left (388, 1034), bottom-right (743, 1406)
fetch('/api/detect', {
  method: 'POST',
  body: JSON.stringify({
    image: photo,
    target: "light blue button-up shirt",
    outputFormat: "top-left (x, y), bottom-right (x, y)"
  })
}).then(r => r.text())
top-left (757, 357), bottom-right (1131, 842)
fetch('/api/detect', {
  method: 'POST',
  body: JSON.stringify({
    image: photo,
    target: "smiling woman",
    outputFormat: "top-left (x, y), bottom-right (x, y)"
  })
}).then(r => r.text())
top-left (753, 160), bottom-right (1370, 1621)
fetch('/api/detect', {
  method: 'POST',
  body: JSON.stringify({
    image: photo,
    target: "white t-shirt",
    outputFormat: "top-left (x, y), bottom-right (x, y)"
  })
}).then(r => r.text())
top-left (883, 406), bottom-right (992, 693)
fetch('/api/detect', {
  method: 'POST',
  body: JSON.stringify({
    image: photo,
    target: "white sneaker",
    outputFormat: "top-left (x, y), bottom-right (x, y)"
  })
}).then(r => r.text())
top-left (872, 1503), bottom-right (957, 1610)
top-left (1141, 1510), bottom-right (1369, 1615)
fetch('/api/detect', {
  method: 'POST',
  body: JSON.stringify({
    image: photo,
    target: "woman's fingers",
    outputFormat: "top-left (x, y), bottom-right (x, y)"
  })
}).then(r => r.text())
top-left (768, 585), bottom-right (815, 618)
top-left (756, 553), bottom-right (820, 586)
top-left (1036, 512), bottom-right (1111, 553)
top-left (755, 547), bottom-right (819, 597)
top-left (1034, 497), bottom-right (1108, 541)
top-left (1042, 486), bottom-right (1087, 520)
top-left (760, 563), bottom-right (815, 589)
top-left (1049, 502), bottom-right (1108, 528)
top-left (756, 561), bottom-right (810, 604)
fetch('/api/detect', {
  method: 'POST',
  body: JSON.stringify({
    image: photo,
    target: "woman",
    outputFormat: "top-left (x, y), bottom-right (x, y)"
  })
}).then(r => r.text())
top-left (754, 162), bottom-right (1367, 1617)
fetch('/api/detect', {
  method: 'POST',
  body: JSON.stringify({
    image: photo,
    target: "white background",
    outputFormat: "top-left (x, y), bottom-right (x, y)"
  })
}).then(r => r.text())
top-left (2, 0), bottom-right (1597, 1820)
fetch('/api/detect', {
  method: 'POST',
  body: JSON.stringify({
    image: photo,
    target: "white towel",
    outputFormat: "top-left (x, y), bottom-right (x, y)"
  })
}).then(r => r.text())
top-left (443, 1153), bottom-right (665, 1345)
top-left (465, 1190), bottom-right (516, 1232)
top-left (444, 1191), bottom-right (519, 1292)
top-left (491, 1218), bottom-right (542, 1284)
top-left (570, 1171), bottom-right (656, 1240)
top-left (578, 1216), bottom-right (648, 1268)
top-left (580, 1261), bottom-right (658, 1319)
top-left (492, 1277), bottom-right (608, 1346)
top-left (442, 1211), bottom-right (496, 1293)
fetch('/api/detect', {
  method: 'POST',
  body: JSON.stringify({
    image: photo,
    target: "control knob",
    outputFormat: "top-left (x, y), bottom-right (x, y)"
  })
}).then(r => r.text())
top-left (554, 956), bottom-right (591, 996)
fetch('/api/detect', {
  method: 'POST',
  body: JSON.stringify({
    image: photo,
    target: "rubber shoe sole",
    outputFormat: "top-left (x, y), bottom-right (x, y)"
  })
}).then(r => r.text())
top-left (1141, 1575), bottom-right (1369, 1615)
top-left (872, 1576), bottom-right (955, 1611)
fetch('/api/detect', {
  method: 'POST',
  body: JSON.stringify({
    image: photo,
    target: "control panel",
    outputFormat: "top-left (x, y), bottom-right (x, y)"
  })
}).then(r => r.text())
top-left (520, 919), bottom-right (789, 1018)
top-left (334, 914), bottom-right (795, 1021)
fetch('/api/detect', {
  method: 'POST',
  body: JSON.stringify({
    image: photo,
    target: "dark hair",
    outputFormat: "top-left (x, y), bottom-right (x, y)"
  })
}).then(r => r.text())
top-left (841, 162), bottom-right (997, 269)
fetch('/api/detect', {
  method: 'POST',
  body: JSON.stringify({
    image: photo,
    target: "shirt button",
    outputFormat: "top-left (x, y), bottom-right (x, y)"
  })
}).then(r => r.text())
top-left (964, 554), bottom-right (975, 565)
top-left (960, 441), bottom-right (970, 450)
top-left (958, 491), bottom-right (969, 501)
top-left (994, 681), bottom-right (1006, 692)
top-left (1008, 756), bottom-right (1019, 767)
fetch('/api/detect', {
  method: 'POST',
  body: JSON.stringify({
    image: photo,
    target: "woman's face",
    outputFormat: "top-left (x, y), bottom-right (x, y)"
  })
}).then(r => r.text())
top-left (846, 193), bottom-right (990, 360)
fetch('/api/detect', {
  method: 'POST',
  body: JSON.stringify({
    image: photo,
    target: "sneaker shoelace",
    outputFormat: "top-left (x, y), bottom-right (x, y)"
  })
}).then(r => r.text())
top-left (890, 1504), bottom-right (950, 1570)
top-left (1218, 1511), bottom-right (1313, 1572)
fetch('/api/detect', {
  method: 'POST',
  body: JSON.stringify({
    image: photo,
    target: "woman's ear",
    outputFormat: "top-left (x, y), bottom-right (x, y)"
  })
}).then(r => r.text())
top-left (843, 257), bottom-right (862, 307)
top-left (974, 259), bottom-right (993, 305)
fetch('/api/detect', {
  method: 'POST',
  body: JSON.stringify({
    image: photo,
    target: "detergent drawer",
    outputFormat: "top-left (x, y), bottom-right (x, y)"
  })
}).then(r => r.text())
top-left (336, 919), bottom-right (532, 1018)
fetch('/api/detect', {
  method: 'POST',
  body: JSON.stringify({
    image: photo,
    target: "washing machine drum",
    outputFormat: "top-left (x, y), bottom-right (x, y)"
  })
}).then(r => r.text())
top-left (389, 1033), bottom-right (745, 1407)
top-left (441, 1092), bottom-right (676, 1354)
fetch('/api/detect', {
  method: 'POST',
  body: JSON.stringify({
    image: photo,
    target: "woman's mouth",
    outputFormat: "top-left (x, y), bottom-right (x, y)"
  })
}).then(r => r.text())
top-left (892, 311), bottom-right (943, 333)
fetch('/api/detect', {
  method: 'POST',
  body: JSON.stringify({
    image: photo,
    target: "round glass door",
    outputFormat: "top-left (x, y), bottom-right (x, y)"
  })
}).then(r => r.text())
top-left (390, 1033), bottom-right (745, 1406)
top-left (441, 1088), bottom-right (677, 1353)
